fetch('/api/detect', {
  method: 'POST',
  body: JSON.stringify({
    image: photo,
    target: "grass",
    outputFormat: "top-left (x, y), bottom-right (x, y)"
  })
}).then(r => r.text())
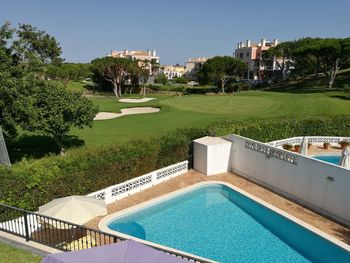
top-left (6, 70), bottom-right (350, 160)
top-left (70, 90), bottom-right (350, 147)
top-left (0, 242), bottom-right (42, 263)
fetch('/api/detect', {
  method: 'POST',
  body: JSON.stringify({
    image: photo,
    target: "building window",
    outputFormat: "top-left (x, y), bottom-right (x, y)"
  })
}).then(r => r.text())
top-left (240, 53), bottom-right (243, 58)
top-left (246, 52), bottom-right (249, 57)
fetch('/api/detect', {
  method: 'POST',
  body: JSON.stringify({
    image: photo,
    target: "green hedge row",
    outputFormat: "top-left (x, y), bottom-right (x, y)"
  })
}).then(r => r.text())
top-left (206, 116), bottom-right (350, 142)
top-left (1, 115), bottom-right (350, 212)
top-left (0, 134), bottom-right (189, 212)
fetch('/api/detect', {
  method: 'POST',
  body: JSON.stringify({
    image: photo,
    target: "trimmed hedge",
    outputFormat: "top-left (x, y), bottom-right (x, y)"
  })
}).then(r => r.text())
top-left (206, 116), bottom-right (350, 142)
top-left (1, 115), bottom-right (350, 212)
top-left (0, 136), bottom-right (189, 212)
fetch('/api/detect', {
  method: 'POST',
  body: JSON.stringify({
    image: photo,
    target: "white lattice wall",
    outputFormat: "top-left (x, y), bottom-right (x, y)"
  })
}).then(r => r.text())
top-left (88, 161), bottom-right (188, 204)
top-left (269, 136), bottom-right (350, 148)
top-left (225, 134), bottom-right (350, 226)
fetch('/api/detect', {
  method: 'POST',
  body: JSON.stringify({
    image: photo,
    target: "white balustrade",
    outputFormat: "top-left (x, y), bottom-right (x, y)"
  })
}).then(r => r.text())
top-left (224, 134), bottom-right (350, 226)
top-left (269, 136), bottom-right (350, 148)
top-left (87, 161), bottom-right (188, 204)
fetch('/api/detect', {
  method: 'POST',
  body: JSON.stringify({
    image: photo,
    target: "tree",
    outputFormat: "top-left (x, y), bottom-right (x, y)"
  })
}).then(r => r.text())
top-left (91, 57), bottom-right (136, 98)
top-left (133, 60), bottom-right (150, 97)
top-left (46, 63), bottom-right (91, 87)
top-left (0, 22), bottom-right (43, 137)
top-left (173, 76), bottom-right (188, 84)
top-left (0, 22), bottom-right (97, 156)
top-left (23, 84), bottom-right (98, 155)
top-left (154, 73), bottom-right (168, 85)
top-left (319, 38), bottom-right (350, 88)
top-left (262, 42), bottom-right (295, 81)
top-left (196, 56), bottom-right (247, 93)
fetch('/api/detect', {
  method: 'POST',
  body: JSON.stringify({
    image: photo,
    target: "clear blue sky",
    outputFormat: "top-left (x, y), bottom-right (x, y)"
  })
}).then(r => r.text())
top-left (1, 0), bottom-right (349, 65)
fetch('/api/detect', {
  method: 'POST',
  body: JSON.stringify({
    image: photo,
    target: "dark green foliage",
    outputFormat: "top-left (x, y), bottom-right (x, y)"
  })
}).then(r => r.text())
top-left (22, 84), bottom-right (98, 154)
top-left (2, 116), bottom-right (350, 212)
top-left (264, 37), bottom-right (350, 86)
top-left (154, 73), bottom-right (168, 85)
top-left (185, 86), bottom-right (218, 94)
top-left (90, 57), bottom-right (139, 97)
top-left (0, 134), bottom-right (189, 211)
top-left (172, 76), bottom-right (188, 84)
top-left (196, 56), bottom-right (247, 87)
top-left (46, 63), bottom-right (92, 86)
top-left (157, 132), bottom-right (188, 167)
top-left (0, 22), bottom-right (96, 152)
top-left (206, 116), bottom-right (350, 142)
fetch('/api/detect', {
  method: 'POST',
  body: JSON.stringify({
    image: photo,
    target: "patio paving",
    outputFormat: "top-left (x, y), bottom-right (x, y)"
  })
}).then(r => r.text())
top-left (85, 169), bottom-right (350, 245)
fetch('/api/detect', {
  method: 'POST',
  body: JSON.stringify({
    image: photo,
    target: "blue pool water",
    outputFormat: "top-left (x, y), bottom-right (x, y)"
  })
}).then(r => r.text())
top-left (313, 155), bottom-right (341, 165)
top-left (108, 184), bottom-right (350, 263)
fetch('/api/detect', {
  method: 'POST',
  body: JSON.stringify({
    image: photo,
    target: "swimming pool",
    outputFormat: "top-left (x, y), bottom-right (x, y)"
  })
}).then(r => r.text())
top-left (103, 183), bottom-right (350, 263)
top-left (313, 155), bottom-right (341, 165)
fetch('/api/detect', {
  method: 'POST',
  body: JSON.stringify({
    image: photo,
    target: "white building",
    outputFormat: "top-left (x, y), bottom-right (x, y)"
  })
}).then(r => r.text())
top-left (161, 65), bottom-right (186, 80)
top-left (234, 39), bottom-right (280, 80)
top-left (185, 57), bottom-right (209, 79)
top-left (108, 49), bottom-right (160, 74)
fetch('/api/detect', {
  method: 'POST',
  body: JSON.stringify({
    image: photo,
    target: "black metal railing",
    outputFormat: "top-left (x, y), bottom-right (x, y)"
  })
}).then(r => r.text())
top-left (0, 203), bottom-right (213, 262)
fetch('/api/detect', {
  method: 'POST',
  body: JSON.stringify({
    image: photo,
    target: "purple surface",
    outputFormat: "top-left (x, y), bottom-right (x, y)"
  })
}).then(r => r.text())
top-left (41, 240), bottom-right (190, 263)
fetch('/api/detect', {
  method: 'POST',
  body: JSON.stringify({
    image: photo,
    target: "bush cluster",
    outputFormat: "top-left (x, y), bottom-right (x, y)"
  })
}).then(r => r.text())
top-left (0, 135), bottom-right (190, 212)
top-left (2, 115), bottom-right (350, 212)
top-left (206, 116), bottom-right (350, 142)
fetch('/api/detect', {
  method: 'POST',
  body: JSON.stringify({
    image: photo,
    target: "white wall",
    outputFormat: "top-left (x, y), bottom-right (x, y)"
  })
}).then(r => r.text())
top-left (193, 137), bottom-right (232, 176)
top-left (88, 161), bottom-right (188, 204)
top-left (224, 134), bottom-right (350, 226)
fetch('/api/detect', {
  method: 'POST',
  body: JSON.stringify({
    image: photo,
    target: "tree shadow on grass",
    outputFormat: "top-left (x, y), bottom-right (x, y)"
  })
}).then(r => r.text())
top-left (7, 135), bottom-right (85, 163)
top-left (330, 95), bottom-right (350, 100)
top-left (263, 72), bottom-right (350, 94)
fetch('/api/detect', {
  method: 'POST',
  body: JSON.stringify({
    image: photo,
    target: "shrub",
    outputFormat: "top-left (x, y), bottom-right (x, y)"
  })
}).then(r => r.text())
top-left (157, 132), bottom-right (188, 167)
top-left (154, 74), bottom-right (168, 85)
top-left (206, 116), bottom-right (350, 142)
top-left (3, 115), bottom-right (350, 212)
top-left (186, 87), bottom-right (218, 94)
top-left (0, 136), bottom-right (188, 212)
top-left (173, 76), bottom-right (188, 84)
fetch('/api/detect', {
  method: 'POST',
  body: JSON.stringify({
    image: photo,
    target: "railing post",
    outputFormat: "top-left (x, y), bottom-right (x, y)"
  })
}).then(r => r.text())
top-left (23, 212), bottom-right (30, 241)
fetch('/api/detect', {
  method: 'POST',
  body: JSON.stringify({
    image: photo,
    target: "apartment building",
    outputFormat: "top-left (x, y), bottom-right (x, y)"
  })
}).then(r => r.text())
top-left (161, 65), bottom-right (186, 80)
top-left (234, 39), bottom-right (279, 80)
top-left (185, 57), bottom-right (209, 79)
top-left (108, 49), bottom-right (160, 74)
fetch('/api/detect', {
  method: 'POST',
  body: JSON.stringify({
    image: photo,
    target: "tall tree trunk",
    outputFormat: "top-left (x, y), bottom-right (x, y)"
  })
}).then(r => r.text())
top-left (118, 85), bottom-right (122, 97)
top-left (112, 83), bottom-right (119, 98)
top-left (315, 56), bottom-right (320, 78)
top-left (281, 57), bottom-right (286, 81)
top-left (59, 147), bottom-right (65, 156)
top-left (143, 85), bottom-right (146, 97)
top-left (221, 78), bottom-right (225, 94)
top-left (54, 137), bottom-right (65, 156)
top-left (329, 60), bottom-right (340, 89)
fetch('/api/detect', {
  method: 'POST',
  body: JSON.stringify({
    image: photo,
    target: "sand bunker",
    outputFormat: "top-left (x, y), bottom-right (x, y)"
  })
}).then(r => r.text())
top-left (94, 107), bottom-right (160, 120)
top-left (118, 98), bottom-right (155, 103)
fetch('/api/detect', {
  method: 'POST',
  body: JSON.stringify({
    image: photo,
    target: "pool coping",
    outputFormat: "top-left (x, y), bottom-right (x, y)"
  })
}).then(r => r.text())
top-left (98, 181), bottom-right (350, 258)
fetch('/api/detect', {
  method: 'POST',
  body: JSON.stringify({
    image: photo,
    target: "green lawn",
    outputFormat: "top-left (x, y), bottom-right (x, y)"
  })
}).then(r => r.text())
top-left (0, 242), bottom-right (42, 263)
top-left (7, 72), bottom-right (350, 161)
top-left (70, 90), bottom-right (350, 147)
